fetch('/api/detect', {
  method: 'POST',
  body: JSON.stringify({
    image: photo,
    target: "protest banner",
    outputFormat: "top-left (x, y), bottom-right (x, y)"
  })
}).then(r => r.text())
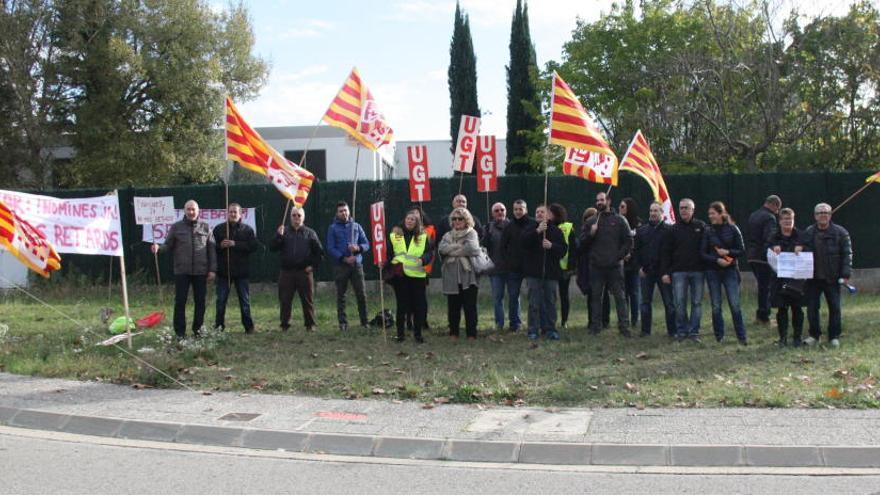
top-left (476, 136), bottom-right (498, 193)
top-left (370, 202), bottom-right (387, 265)
top-left (407, 145), bottom-right (431, 202)
top-left (143, 208), bottom-right (256, 244)
top-left (0, 189), bottom-right (122, 256)
top-left (452, 115), bottom-right (481, 174)
top-left (133, 197), bottom-right (175, 225)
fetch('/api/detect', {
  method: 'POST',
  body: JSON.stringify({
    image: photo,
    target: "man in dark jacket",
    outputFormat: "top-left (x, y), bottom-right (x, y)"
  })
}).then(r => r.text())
top-left (660, 198), bottom-right (707, 342)
top-left (521, 204), bottom-right (567, 341)
top-left (746, 195), bottom-right (781, 324)
top-left (483, 202), bottom-right (511, 332)
top-left (635, 201), bottom-right (675, 337)
top-left (151, 199), bottom-right (216, 340)
top-left (326, 201), bottom-right (370, 332)
top-left (581, 192), bottom-right (633, 337)
top-left (213, 203), bottom-right (258, 334)
top-left (272, 206), bottom-right (324, 332)
top-left (436, 194), bottom-right (482, 243)
top-left (499, 199), bottom-right (534, 332)
top-left (802, 203), bottom-right (853, 348)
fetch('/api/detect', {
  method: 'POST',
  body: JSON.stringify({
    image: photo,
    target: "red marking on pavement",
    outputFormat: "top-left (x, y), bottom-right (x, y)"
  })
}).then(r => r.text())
top-left (316, 411), bottom-right (368, 421)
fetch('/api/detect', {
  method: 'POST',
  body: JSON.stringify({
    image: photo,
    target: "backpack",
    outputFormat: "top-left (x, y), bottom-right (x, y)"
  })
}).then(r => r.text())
top-left (369, 309), bottom-right (395, 329)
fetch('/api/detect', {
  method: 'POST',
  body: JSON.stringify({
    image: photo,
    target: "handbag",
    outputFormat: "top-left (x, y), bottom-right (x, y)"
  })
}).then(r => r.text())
top-left (471, 248), bottom-right (495, 275)
top-left (382, 262), bottom-right (404, 282)
top-left (779, 279), bottom-right (805, 299)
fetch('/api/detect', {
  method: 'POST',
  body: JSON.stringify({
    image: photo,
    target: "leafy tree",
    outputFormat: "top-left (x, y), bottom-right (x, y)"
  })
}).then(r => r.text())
top-left (505, 0), bottom-right (541, 174)
top-left (447, 1), bottom-right (479, 152)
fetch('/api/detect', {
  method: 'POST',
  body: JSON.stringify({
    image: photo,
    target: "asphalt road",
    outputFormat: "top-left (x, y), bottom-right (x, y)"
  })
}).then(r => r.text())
top-left (2, 430), bottom-right (880, 495)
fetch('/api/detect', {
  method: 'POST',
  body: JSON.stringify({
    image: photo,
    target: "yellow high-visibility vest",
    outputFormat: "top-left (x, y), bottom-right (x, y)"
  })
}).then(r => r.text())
top-left (390, 232), bottom-right (427, 278)
top-left (559, 222), bottom-right (573, 270)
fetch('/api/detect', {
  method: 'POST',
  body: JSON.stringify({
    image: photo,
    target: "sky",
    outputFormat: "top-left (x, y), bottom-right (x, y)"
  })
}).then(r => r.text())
top-left (217, 0), bottom-right (860, 142)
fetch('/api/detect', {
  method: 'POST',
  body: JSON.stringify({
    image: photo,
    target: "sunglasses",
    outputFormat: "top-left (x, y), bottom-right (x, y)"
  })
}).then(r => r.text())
top-left (451, 217), bottom-right (465, 221)
top-left (815, 211), bottom-right (831, 215)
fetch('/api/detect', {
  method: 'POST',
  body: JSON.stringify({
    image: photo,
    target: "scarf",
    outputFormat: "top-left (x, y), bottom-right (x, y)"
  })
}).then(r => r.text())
top-left (448, 227), bottom-right (474, 272)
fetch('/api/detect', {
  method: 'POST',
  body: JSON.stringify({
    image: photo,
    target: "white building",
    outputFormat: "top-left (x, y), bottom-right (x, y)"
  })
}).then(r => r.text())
top-left (255, 126), bottom-right (507, 182)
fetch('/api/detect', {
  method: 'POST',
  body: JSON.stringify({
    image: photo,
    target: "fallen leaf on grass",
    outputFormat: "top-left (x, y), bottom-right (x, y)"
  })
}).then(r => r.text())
top-left (635, 352), bottom-right (649, 359)
top-left (422, 403), bottom-right (435, 409)
top-left (824, 388), bottom-right (845, 399)
top-left (433, 396), bottom-right (450, 404)
top-left (615, 357), bottom-right (626, 363)
top-left (589, 385), bottom-right (599, 391)
top-left (624, 382), bottom-right (639, 392)
top-left (251, 379), bottom-right (269, 391)
top-left (202, 391), bottom-right (213, 396)
top-left (424, 352), bottom-right (435, 360)
top-left (131, 383), bottom-right (153, 390)
top-left (833, 369), bottom-right (849, 378)
top-left (311, 353), bottom-right (319, 358)
top-left (372, 388), bottom-right (386, 395)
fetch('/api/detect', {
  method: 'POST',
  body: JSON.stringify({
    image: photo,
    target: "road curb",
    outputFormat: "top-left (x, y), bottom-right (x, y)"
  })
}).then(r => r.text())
top-left (3, 406), bottom-right (880, 468)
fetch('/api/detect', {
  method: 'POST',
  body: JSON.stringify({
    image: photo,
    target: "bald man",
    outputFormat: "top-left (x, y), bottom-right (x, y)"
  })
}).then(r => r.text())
top-left (436, 194), bottom-right (482, 243)
top-left (152, 199), bottom-right (216, 340)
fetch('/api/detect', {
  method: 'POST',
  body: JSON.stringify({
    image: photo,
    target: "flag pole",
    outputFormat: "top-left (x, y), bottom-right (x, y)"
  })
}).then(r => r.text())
top-left (151, 228), bottom-right (163, 304)
top-left (114, 190), bottom-right (133, 349)
top-left (832, 180), bottom-right (875, 214)
top-left (280, 114), bottom-right (326, 227)
top-left (352, 145), bottom-right (361, 246)
top-left (458, 171), bottom-right (464, 195)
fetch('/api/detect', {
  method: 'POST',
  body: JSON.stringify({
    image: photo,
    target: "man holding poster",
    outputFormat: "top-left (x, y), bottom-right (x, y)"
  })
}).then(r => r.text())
top-left (151, 200), bottom-right (216, 340)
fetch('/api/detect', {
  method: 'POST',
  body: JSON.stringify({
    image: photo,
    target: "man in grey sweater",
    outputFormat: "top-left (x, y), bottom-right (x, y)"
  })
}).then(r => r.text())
top-left (152, 199), bottom-right (216, 340)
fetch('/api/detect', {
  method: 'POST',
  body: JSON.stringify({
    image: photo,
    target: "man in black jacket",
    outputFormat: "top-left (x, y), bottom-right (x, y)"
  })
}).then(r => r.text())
top-left (498, 199), bottom-right (534, 332)
top-left (213, 203), bottom-right (259, 334)
top-left (581, 192), bottom-right (633, 337)
top-left (521, 204), bottom-right (567, 341)
top-left (746, 195), bottom-right (781, 324)
top-left (635, 201), bottom-right (675, 337)
top-left (660, 198), bottom-right (707, 342)
top-left (271, 206), bottom-right (324, 332)
top-left (802, 203), bottom-right (853, 348)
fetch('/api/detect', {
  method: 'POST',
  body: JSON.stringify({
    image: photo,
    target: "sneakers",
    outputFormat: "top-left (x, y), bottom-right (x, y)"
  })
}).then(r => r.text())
top-left (688, 335), bottom-right (702, 343)
top-left (830, 338), bottom-right (840, 348)
top-left (546, 331), bottom-right (561, 341)
top-left (339, 323), bottom-right (348, 332)
top-left (803, 336), bottom-right (817, 346)
top-left (527, 332), bottom-right (539, 341)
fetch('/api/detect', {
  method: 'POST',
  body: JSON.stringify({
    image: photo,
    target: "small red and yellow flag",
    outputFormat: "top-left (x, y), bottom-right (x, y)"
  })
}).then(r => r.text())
top-left (323, 67), bottom-right (395, 153)
top-left (866, 170), bottom-right (880, 183)
top-left (549, 71), bottom-right (618, 182)
top-left (619, 130), bottom-right (676, 223)
top-left (225, 97), bottom-right (315, 207)
top-left (0, 200), bottom-right (61, 277)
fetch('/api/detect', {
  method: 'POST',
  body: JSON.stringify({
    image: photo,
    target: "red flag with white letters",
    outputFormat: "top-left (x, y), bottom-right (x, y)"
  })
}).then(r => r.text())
top-left (452, 115), bottom-right (481, 173)
top-left (475, 136), bottom-right (498, 192)
top-left (370, 201), bottom-right (387, 266)
top-left (407, 145), bottom-right (431, 202)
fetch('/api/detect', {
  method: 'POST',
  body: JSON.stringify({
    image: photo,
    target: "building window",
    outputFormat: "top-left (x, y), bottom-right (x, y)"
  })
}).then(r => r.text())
top-left (285, 150), bottom-right (326, 181)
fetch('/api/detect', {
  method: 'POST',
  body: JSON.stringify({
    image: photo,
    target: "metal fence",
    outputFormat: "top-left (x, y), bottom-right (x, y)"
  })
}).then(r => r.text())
top-left (44, 171), bottom-right (877, 283)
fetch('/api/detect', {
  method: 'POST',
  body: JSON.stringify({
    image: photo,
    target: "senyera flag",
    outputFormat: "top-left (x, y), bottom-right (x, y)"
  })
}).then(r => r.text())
top-left (549, 71), bottom-right (619, 185)
top-left (619, 130), bottom-right (676, 223)
top-left (226, 96), bottom-right (315, 207)
top-left (323, 67), bottom-right (395, 162)
top-left (0, 200), bottom-right (61, 277)
top-left (866, 170), bottom-right (880, 183)
top-left (562, 148), bottom-right (617, 186)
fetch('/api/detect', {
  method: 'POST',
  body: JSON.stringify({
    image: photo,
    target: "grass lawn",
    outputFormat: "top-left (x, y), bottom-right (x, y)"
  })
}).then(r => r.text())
top-left (1, 279), bottom-right (878, 408)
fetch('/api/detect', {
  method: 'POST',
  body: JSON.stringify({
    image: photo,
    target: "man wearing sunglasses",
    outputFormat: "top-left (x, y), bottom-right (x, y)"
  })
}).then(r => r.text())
top-left (802, 203), bottom-right (852, 348)
top-left (482, 202), bottom-right (512, 332)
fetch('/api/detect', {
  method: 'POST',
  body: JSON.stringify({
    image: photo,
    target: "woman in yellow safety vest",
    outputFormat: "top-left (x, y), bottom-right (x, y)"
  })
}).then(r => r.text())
top-left (550, 203), bottom-right (576, 329)
top-left (438, 207), bottom-right (482, 340)
top-left (387, 209), bottom-right (433, 343)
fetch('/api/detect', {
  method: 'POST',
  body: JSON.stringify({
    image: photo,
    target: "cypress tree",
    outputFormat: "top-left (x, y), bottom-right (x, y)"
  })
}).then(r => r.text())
top-left (448, 2), bottom-right (480, 153)
top-left (505, 0), bottom-right (541, 174)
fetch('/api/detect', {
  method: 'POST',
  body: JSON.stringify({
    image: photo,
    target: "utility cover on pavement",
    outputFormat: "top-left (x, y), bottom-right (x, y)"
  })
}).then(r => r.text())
top-left (466, 410), bottom-right (591, 434)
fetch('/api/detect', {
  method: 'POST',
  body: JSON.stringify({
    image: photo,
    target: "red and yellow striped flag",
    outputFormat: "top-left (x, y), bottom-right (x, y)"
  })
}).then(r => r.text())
top-left (226, 97), bottom-right (315, 207)
top-left (0, 200), bottom-right (61, 277)
top-left (323, 67), bottom-right (395, 152)
top-left (549, 71), bottom-right (618, 178)
top-left (619, 130), bottom-right (676, 223)
top-left (866, 170), bottom-right (880, 183)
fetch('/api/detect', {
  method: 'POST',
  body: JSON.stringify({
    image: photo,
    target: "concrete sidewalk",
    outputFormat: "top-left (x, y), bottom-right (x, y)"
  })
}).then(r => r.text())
top-left (2, 372), bottom-right (879, 467)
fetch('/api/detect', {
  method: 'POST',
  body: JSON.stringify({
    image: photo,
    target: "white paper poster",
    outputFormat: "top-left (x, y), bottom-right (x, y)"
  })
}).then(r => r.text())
top-left (767, 248), bottom-right (813, 279)
top-left (143, 208), bottom-right (257, 244)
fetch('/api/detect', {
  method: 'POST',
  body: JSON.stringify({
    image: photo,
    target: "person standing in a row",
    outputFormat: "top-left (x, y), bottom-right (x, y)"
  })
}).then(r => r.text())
top-left (618, 198), bottom-right (642, 329)
top-left (272, 206), bottom-right (324, 333)
top-left (498, 200), bottom-right (534, 332)
top-left (769, 208), bottom-right (805, 346)
top-left (439, 207), bottom-right (482, 340)
top-left (388, 209), bottom-right (433, 343)
top-left (701, 201), bottom-right (747, 344)
top-left (746, 195), bottom-right (781, 325)
top-left (213, 203), bottom-right (258, 334)
top-left (326, 201), bottom-right (370, 332)
top-left (634, 201), bottom-right (674, 337)
top-left (522, 204), bottom-right (567, 341)
top-left (483, 202), bottom-right (511, 332)
top-left (661, 198), bottom-right (706, 342)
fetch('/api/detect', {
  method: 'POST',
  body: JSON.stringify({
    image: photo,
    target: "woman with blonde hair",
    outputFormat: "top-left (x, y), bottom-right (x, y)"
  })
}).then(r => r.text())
top-left (438, 207), bottom-right (482, 339)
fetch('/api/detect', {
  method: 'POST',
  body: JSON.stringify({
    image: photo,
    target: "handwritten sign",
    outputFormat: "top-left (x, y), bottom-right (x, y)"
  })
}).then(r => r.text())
top-left (133, 196), bottom-right (175, 225)
top-left (143, 208), bottom-right (256, 244)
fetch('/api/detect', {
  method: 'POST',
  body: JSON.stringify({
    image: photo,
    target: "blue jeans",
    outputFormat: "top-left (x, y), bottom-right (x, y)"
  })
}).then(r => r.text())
top-left (490, 272), bottom-right (522, 329)
top-left (672, 271), bottom-right (704, 337)
top-left (806, 279), bottom-right (842, 340)
top-left (215, 276), bottom-right (254, 332)
top-left (507, 272), bottom-right (524, 329)
top-left (624, 269), bottom-right (641, 325)
top-left (526, 277), bottom-right (558, 336)
top-left (640, 272), bottom-right (675, 336)
top-left (705, 269), bottom-right (746, 341)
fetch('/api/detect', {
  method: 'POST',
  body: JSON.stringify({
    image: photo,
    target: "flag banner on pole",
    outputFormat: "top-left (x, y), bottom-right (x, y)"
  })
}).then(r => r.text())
top-left (323, 68), bottom-right (395, 156)
top-left (562, 147), bottom-right (617, 185)
top-left (370, 201), bottom-right (387, 266)
top-left (0, 199), bottom-right (61, 277)
top-left (476, 135), bottom-right (498, 192)
top-left (619, 130), bottom-right (676, 223)
top-left (407, 145), bottom-right (431, 202)
top-left (549, 71), bottom-right (618, 182)
top-left (226, 96), bottom-right (315, 207)
top-left (453, 115), bottom-right (481, 173)
top-left (866, 170), bottom-right (880, 183)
